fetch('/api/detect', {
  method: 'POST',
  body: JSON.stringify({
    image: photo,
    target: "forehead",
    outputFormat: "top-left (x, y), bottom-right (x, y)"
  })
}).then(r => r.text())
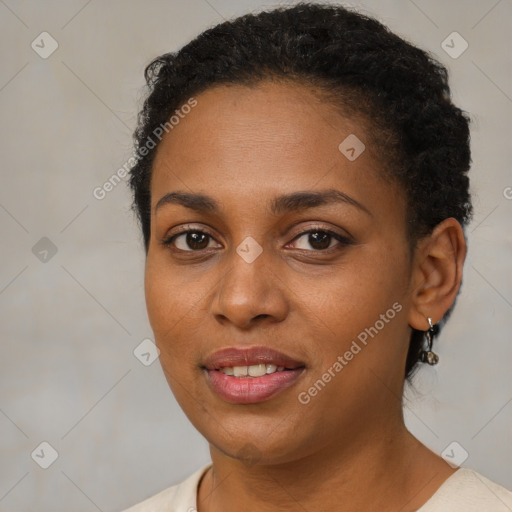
top-left (153, 80), bottom-right (354, 166)
top-left (149, 80), bottom-right (401, 218)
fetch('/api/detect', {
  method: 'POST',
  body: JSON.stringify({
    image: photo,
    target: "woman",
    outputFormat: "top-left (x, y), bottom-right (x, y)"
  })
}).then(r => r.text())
top-left (124, 3), bottom-right (512, 511)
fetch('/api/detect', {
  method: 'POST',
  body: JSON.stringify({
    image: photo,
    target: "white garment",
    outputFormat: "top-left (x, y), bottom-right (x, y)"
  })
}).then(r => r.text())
top-left (122, 464), bottom-right (512, 511)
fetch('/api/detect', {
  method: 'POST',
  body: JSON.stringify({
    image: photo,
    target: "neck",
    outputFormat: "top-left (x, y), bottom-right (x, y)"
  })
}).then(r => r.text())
top-left (197, 418), bottom-right (455, 512)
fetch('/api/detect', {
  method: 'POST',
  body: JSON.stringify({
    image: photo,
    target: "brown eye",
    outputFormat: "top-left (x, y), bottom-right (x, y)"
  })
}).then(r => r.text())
top-left (306, 231), bottom-right (331, 250)
top-left (182, 232), bottom-right (210, 250)
top-left (164, 230), bottom-right (219, 251)
top-left (291, 229), bottom-right (349, 251)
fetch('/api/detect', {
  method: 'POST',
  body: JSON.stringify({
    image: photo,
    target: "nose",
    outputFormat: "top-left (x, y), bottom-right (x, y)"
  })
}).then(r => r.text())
top-left (210, 243), bottom-right (289, 330)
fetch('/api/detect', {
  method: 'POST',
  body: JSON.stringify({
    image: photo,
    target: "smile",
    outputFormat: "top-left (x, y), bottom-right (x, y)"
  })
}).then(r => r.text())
top-left (203, 346), bottom-right (306, 404)
top-left (218, 364), bottom-right (287, 377)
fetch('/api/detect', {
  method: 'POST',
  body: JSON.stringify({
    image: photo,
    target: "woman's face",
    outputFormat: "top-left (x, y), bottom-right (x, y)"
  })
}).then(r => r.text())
top-left (145, 81), bottom-right (416, 464)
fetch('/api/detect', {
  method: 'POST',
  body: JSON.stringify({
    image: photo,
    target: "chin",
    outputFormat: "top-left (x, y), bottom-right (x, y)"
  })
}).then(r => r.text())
top-left (193, 405), bottom-right (318, 466)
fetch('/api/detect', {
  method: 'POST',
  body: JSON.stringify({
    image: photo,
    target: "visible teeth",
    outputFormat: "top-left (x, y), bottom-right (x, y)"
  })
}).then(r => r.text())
top-left (248, 364), bottom-right (267, 377)
top-left (219, 364), bottom-right (284, 377)
top-left (233, 366), bottom-right (248, 377)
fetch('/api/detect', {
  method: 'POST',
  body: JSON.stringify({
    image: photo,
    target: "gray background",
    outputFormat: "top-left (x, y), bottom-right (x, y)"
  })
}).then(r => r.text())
top-left (0, 0), bottom-right (511, 510)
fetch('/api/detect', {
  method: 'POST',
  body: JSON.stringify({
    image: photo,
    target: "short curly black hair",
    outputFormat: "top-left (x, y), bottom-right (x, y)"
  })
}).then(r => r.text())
top-left (128, 2), bottom-right (472, 380)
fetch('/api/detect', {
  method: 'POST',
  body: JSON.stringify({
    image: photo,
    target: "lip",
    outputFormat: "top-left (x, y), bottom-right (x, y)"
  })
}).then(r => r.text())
top-left (203, 346), bottom-right (306, 404)
top-left (203, 346), bottom-right (305, 370)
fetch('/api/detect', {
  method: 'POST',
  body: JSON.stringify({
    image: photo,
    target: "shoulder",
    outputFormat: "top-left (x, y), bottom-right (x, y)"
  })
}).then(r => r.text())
top-left (121, 464), bottom-right (211, 512)
top-left (419, 468), bottom-right (512, 512)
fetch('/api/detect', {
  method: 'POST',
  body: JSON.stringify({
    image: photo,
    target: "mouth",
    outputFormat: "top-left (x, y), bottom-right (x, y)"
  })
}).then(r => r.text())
top-left (215, 364), bottom-right (292, 377)
top-left (202, 346), bottom-right (306, 404)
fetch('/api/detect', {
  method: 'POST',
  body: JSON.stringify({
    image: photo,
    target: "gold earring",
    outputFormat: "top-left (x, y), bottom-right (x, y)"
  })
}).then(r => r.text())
top-left (419, 317), bottom-right (439, 365)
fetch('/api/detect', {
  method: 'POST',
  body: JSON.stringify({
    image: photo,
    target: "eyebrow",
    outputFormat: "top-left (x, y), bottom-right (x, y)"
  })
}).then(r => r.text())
top-left (154, 189), bottom-right (372, 217)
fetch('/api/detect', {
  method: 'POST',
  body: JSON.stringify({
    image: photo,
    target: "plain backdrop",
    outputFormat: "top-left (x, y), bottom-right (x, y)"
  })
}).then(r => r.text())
top-left (0, 0), bottom-right (511, 510)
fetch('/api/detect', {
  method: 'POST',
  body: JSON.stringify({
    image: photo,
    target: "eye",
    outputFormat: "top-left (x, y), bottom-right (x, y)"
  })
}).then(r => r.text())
top-left (289, 228), bottom-right (351, 251)
top-left (161, 225), bottom-right (352, 254)
top-left (162, 228), bottom-right (220, 252)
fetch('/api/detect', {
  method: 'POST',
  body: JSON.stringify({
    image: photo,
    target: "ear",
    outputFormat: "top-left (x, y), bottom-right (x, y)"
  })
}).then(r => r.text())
top-left (408, 218), bottom-right (467, 331)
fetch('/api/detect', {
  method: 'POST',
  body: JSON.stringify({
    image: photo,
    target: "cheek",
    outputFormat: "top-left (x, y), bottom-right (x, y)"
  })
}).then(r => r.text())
top-left (325, 250), bottom-right (404, 314)
top-left (145, 261), bottom-right (173, 335)
top-left (306, 242), bottom-right (410, 361)
top-left (144, 258), bottom-right (207, 406)
top-left (144, 253), bottom-right (218, 373)
top-left (144, 256), bottom-right (193, 355)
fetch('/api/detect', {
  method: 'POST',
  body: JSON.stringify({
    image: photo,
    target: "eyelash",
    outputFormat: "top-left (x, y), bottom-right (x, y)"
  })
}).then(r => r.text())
top-left (161, 225), bottom-right (353, 254)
